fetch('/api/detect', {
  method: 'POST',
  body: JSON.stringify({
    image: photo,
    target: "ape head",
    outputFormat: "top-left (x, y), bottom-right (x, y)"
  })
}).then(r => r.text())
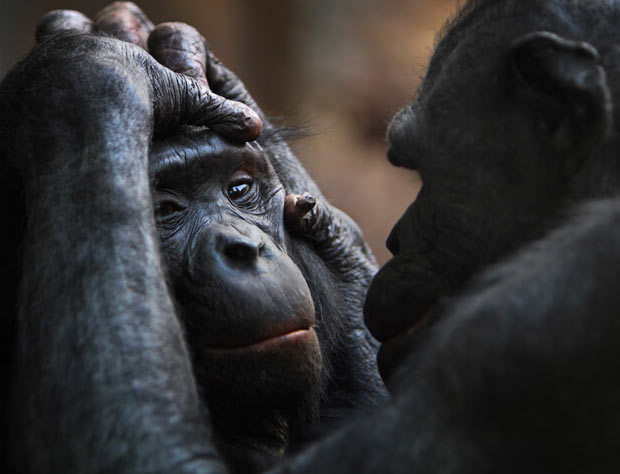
top-left (365, 0), bottom-right (620, 383)
top-left (150, 129), bottom-right (322, 406)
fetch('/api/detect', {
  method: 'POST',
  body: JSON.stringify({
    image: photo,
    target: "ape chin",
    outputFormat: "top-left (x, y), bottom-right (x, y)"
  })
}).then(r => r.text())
top-left (197, 328), bottom-right (322, 405)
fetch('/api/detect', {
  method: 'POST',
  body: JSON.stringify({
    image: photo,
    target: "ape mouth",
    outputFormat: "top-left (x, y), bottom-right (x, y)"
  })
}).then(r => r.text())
top-left (204, 327), bottom-right (317, 354)
top-left (377, 307), bottom-right (435, 383)
top-left (198, 326), bottom-right (323, 402)
top-left (364, 255), bottom-right (439, 343)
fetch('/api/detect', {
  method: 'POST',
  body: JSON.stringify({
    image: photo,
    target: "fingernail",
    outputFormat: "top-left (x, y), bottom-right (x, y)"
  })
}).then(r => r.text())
top-left (296, 194), bottom-right (316, 214)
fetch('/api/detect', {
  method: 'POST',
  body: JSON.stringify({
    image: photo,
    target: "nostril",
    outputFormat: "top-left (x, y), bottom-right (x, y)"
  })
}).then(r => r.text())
top-left (223, 240), bottom-right (262, 263)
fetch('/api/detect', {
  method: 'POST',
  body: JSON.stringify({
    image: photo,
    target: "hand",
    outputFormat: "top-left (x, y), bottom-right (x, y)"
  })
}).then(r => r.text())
top-left (34, 2), bottom-right (263, 142)
top-left (285, 193), bottom-right (329, 241)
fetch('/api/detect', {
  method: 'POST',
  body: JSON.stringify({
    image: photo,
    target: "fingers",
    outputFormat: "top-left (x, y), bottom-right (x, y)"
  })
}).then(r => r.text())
top-left (149, 22), bottom-right (263, 141)
top-left (147, 62), bottom-right (259, 141)
top-left (161, 77), bottom-right (263, 141)
top-left (35, 10), bottom-right (93, 43)
top-left (35, 5), bottom-right (262, 141)
top-left (149, 22), bottom-right (262, 114)
top-left (36, 2), bottom-right (154, 49)
top-left (284, 193), bottom-right (323, 235)
top-left (93, 2), bottom-right (154, 50)
top-left (148, 22), bottom-right (209, 86)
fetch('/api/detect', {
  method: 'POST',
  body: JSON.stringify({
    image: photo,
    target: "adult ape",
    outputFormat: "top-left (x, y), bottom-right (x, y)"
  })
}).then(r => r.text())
top-left (363, 0), bottom-right (620, 382)
top-left (352, 0), bottom-right (620, 470)
top-left (3, 4), bottom-right (386, 472)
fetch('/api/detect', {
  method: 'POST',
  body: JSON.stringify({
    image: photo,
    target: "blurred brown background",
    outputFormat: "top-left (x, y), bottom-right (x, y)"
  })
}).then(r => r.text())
top-left (0, 0), bottom-right (459, 264)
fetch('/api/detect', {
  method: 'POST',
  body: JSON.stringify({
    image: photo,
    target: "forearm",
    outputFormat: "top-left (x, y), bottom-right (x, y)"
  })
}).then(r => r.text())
top-left (4, 38), bottom-right (224, 473)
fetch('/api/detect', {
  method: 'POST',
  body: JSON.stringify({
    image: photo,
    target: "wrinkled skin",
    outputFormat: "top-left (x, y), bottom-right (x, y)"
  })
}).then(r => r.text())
top-left (150, 132), bottom-right (320, 398)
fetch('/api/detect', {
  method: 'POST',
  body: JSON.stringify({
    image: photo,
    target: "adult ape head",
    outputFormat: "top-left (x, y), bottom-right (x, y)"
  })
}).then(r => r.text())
top-left (364, 0), bottom-right (620, 382)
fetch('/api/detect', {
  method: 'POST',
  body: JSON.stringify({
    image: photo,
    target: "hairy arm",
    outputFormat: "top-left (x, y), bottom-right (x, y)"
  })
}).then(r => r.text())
top-left (1, 33), bottom-right (226, 473)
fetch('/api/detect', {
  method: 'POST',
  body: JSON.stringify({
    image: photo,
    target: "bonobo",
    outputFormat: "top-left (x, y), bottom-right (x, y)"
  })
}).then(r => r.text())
top-left (354, 0), bottom-right (620, 470)
top-left (149, 128), bottom-right (385, 471)
top-left (0, 26), bottom-right (268, 472)
top-left (363, 0), bottom-right (620, 382)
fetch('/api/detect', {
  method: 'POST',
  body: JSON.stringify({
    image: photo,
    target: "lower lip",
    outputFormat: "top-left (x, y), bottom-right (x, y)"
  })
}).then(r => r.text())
top-left (378, 308), bottom-right (435, 384)
top-left (204, 328), bottom-right (316, 355)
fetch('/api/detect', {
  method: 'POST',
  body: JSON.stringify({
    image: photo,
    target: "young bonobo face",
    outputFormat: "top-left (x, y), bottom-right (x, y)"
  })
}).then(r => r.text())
top-left (365, 9), bottom-right (613, 382)
top-left (150, 129), bottom-right (322, 404)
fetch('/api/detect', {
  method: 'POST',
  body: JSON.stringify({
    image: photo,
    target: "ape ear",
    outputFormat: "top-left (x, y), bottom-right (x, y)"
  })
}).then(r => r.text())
top-left (509, 31), bottom-right (612, 171)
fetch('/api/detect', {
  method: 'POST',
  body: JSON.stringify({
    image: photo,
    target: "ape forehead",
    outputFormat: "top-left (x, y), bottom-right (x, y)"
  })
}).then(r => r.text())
top-left (149, 127), bottom-right (274, 183)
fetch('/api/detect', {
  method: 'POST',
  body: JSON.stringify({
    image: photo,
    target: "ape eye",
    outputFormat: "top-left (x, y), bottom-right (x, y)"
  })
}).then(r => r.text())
top-left (155, 199), bottom-right (184, 219)
top-left (227, 178), bottom-right (253, 201)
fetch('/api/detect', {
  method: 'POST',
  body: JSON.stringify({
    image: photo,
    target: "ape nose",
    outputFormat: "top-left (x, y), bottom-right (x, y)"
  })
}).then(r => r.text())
top-left (223, 239), bottom-right (262, 262)
top-left (216, 229), bottom-right (264, 266)
top-left (386, 106), bottom-right (417, 170)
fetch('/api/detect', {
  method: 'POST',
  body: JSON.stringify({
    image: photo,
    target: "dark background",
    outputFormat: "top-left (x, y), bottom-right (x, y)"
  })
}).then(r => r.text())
top-left (0, 0), bottom-right (459, 263)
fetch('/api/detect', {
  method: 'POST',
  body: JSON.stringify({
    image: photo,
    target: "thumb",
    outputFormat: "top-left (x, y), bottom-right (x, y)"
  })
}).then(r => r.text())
top-left (152, 70), bottom-right (263, 141)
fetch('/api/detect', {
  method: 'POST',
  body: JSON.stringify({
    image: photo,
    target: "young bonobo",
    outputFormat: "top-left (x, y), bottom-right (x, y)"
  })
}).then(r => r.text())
top-left (149, 128), bottom-right (384, 471)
